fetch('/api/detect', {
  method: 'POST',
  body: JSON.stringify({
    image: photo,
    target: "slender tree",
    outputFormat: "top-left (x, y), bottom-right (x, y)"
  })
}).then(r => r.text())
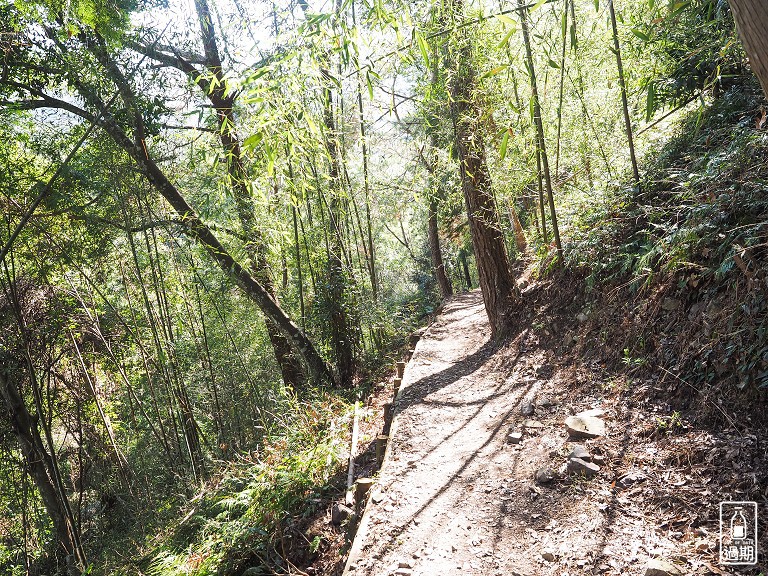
top-left (519, 0), bottom-right (563, 262)
top-left (607, 0), bottom-right (641, 188)
top-left (444, 0), bottom-right (518, 337)
top-left (0, 283), bottom-right (87, 574)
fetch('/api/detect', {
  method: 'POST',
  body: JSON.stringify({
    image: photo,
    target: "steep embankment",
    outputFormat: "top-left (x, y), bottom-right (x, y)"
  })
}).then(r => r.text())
top-left (340, 287), bottom-right (767, 575)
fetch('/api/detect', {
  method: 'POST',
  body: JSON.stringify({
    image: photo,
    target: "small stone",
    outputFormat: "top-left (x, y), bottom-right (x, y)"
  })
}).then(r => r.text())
top-left (398, 560), bottom-right (413, 569)
top-left (541, 550), bottom-right (556, 562)
top-left (520, 400), bottom-right (535, 416)
top-left (592, 454), bottom-right (606, 465)
top-left (617, 471), bottom-right (647, 488)
top-left (564, 413), bottom-right (606, 438)
top-left (523, 419), bottom-right (545, 429)
top-left (567, 457), bottom-right (600, 478)
top-left (568, 445), bottom-right (592, 461)
top-left (661, 298), bottom-right (681, 312)
top-left (394, 569), bottom-right (412, 576)
top-left (534, 467), bottom-right (555, 484)
top-left (645, 557), bottom-right (683, 576)
top-left (331, 503), bottom-right (353, 525)
top-left (507, 431), bottom-right (524, 444)
top-left (535, 364), bottom-right (553, 378)
top-left (576, 312), bottom-right (589, 323)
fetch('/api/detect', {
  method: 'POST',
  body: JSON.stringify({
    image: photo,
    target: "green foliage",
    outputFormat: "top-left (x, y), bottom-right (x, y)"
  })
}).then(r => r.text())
top-left (564, 81), bottom-right (768, 390)
top-left (625, 0), bottom-right (744, 119)
top-left (133, 394), bottom-right (351, 576)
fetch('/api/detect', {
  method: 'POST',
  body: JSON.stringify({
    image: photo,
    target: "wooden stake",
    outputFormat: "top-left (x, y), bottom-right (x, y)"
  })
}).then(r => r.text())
top-left (383, 402), bottom-right (393, 435)
top-left (354, 477), bottom-right (374, 506)
top-left (346, 401), bottom-right (360, 494)
top-left (396, 361), bottom-right (406, 379)
top-left (376, 435), bottom-right (388, 466)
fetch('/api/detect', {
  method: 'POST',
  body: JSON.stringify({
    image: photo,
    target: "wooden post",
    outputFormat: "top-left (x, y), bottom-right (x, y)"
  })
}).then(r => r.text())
top-left (354, 477), bottom-right (374, 506)
top-left (393, 377), bottom-right (402, 397)
top-left (383, 402), bottom-right (393, 435)
top-left (396, 361), bottom-right (406, 379)
top-left (376, 434), bottom-right (388, 466)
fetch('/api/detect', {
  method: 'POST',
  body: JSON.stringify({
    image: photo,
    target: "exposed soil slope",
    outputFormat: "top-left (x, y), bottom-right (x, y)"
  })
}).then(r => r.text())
top-left (341, 289), bottom-right (767, 576)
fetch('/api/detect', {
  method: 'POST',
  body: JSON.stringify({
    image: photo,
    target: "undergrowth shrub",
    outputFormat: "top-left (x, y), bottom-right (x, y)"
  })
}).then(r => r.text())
top-left (104, 392), bottom-right (352, 576)
top-left (562, 81), bottom-right (768, 390)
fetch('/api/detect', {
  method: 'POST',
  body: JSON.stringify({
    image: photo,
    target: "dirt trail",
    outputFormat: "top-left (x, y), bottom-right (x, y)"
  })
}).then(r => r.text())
top-left (344, 290), bottom-right (598, 576)
top-left (342, 289), bottom-right (763, 576)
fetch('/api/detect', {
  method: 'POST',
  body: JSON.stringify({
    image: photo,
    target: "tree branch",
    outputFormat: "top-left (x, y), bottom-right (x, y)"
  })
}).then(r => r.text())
top-left (0, 96), bottom-right (97, 124)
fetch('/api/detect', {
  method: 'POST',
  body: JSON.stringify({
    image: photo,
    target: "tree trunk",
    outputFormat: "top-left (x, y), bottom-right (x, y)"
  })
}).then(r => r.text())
top-left (0, 373), bottom-right (83, 573)
top-left (424, 41), bottom-right (453, 301)
top-left (428, 199), bottom-right (453, 299)
top-left (509, 202), bottom-right (528, 254)
top-left (192, 0), bottom-right (305, 389)
top-left (322, 78), bottom-right (356, 387)
top-left (519, 0), bottom-right (563, 262)
top-left (728, 0), bottom-right (768, 96)
top-left (459, 249), bottom-right (472, 290)
top-left (446, 0), bottom-right (518, 337)
top-left (607, 0), bottom-right (641, 189)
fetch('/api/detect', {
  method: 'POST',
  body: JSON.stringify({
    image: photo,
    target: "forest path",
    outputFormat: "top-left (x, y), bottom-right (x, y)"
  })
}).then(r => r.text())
top-left (342, 289), bottom-right (612, 576)
top-left (341, 288), bottom-right (729, 576)
top-left (343, 289), bottom-right (521, 576)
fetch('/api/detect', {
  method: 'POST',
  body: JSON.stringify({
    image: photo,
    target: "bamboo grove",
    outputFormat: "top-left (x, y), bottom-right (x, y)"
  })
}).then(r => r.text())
top-left (0, 0), bottom-right (745, 573)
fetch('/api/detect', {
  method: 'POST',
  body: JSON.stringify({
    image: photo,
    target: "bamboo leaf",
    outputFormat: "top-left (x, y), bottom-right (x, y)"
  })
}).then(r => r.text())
top-left (366, 69), bottom-right (374, 100)
top-left (494, 14), bottom-right (517, 26)
top-left (415, 31), bottom-right (430, 69)
top-left (305, 113), bottom-right (319, 137)
top-left (547, 58), bottom-right (560, 69)
top-left (531, 0), bottom-right (547, 12)
top-left (243, 132), bottom-right (263, 150)
top-left (496, 27), bottom-right (517, 49)
top-left (480, 65), bottom-right (508, 80)
top-left (669, 1), bottom-right (690, 17)
top-left (645, 81), bottom-right (656, 121)
top-left (500, 128), bottom-right (511, 160)
top-left (631, 28), bottom-right (650, 41)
